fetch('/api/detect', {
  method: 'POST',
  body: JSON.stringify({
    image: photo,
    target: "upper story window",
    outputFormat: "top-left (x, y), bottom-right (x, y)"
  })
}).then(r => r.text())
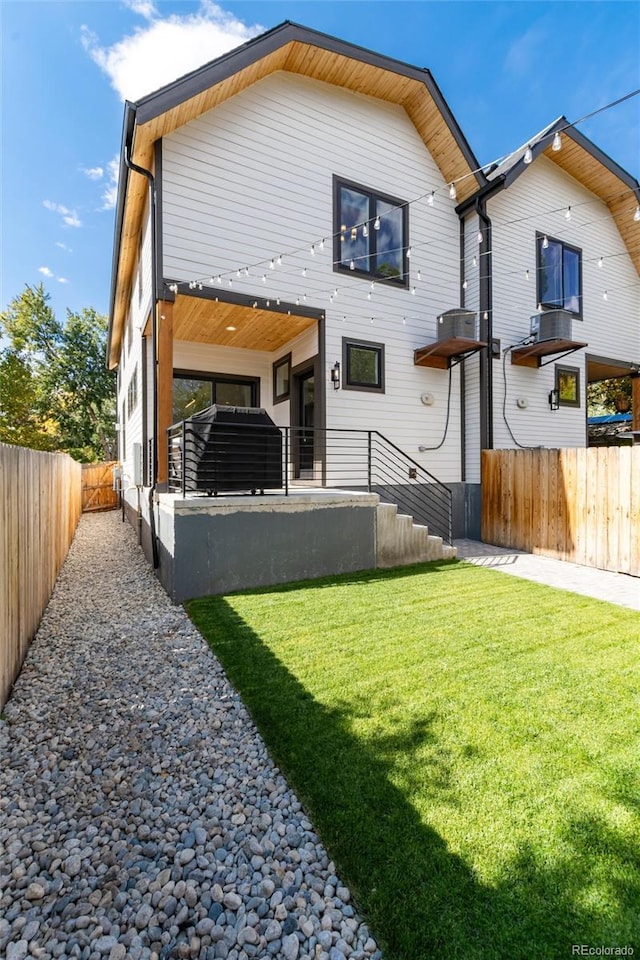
top-left (536, 233), bottom-right (582, 317)
top-left (334, 177), bottom-right (408, 286)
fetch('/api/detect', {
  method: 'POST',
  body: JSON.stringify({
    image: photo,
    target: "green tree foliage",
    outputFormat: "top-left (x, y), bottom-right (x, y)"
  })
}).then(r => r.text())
top-left (587, 376), bottom-right (632, 416)
top-left (0, 283), bottom-right (116, 461)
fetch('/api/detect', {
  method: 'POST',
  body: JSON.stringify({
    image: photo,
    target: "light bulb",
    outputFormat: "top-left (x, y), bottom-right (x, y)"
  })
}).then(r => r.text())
top-left (262, 274), bottom-right (267, 283)
top-left (370, 281), bottom-right (375, 291)
top-left (523, 145), bottom-right (533, 164)
top-left (349, 259), bottom-right (355, 271)
top-left (367, 291), bottom-right (372, 300)
top-left (329, 295), bottom-right (334, 303)
top-left (228, 279), bottom-right (232, 287)
top-left (552, 132), bottom-right (562, 152)
top-left (417, 270), bottom-right (422, 281)
top-left (603, 290), bottom-right (608, 301)
top-left (269, 259), bottom-right (275, 270)
top-left (351, 227), bottom-right (357, 241)
top-left (406, 246), bottom-right (412, 259)
top-left (209, 278), bottom-right (214, 285)
top-left (542, 235), bottom-right (549, 249)
top-left (340, 226), bottom-right (346, 242)
top-left (374, 216), bottom-right (381, 231)
top-left (244, 267), bottom-right (249, 276)
top-left (362, 224), bottom-right (368, 237)
top-left (477, 230), bottom-right (483, 245)
top-left (462, 279), bottom-right (468, 290)
top-left (277, 255), bottom-right (282, 265)
top-left (525, 269), bottom-right (530, 281)
top-left (296, 298), bottom-right (300, 306)
top-left (449, 182), bottom-right (457, 200)
top-left (427, 191), bottom-right (435, 207)
top-left (320, 238), bottom-right (325, 250)
top-left (565, 206), bottom-right (572, 221)
top-left (598, 257), bottom-right (603, 268)
top-left (302, 267), bottom-right (307, 277)
top-left (472, 256), bottom-right (477, 268)
top-left (411, 286), bottom-right (416, 295)
top-left (634, 206), bottom-right (640, 222)
top-left (334, 289), bottom-right (338, 298)
top-left (236, 269), bottom-right (241, 278)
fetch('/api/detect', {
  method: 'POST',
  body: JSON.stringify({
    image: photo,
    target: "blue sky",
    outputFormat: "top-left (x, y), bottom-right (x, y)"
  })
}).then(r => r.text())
top-left (2, 1), bottom-right (638, 322)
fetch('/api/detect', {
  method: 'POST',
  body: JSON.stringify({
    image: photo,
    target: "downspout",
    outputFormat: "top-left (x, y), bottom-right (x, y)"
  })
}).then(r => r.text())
top-left (459, 216), bottom-right (466, 481)
top-left (124, 146), bottom-right (160, 568)
top-left (476, 198), bottom-right (494, 450)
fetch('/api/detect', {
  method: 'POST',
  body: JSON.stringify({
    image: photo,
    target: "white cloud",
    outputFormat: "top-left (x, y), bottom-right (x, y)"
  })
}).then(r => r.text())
top-left (43, 199), bottom-right (82, 228)
top-left (56, 242), bottom-right (72, 252)
top-left (102, 155), bottom-right (120, 211)
top-left (38, 266), bottom-right (54, 278)
top-left (83, 166), bottom-right (104, 180)
top-left (504, 24), bottom-right (547, 77)
top-left (57, 277), bottom-right (70, 284)
top-left (81, 1), bottom-right (263, 101)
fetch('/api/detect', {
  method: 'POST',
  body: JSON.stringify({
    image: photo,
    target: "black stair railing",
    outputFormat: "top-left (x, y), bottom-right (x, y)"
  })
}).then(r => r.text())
top-left (167, 421), bottom-right (453, 544)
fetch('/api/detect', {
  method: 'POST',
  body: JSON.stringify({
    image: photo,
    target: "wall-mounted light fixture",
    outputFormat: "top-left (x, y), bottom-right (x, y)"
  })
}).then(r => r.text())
top-left (331, 361), bottom-right (341, 390)
top-left (548, 389), bottom-right (559, 411)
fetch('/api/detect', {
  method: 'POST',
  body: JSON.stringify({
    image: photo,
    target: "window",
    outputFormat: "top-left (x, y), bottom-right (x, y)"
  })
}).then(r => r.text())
top-left (127, 365), bottom-right (138, 417)
top-left (272, 353), bottom-right (291, 403)
top-left (172, 371), bottom-right (260, 423)
top-left (537, 234), bottom-right (582, 317)
top-left (334, 177), bottom-right (408, 285)
top-left (342, 338), bottom-right (385, 393)
top-left (555, 365), bottom-right (580, 407)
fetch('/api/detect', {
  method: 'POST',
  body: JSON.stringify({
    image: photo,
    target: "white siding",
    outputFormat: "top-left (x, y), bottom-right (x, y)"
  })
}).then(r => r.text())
top-left (162, 71), bottom-right (464, 482)
top-left (488, 156), bottom-right (639, 450)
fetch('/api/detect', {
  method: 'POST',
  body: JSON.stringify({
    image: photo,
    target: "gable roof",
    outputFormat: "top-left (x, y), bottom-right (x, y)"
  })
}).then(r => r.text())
top-left (459, 117), bottom-right (640, 275)
top-left (107, 21), bottom-right (483, 367)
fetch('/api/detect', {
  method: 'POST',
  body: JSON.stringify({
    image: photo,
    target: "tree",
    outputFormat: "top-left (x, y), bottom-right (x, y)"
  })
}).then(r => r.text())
top-left (0, 283), bottom-right (116, 461)
top-left (587, 376), bottom-right (632, 417)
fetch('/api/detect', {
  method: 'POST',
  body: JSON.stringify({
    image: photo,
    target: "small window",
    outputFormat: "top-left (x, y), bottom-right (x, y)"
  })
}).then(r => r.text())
top-left (334, 177), bottom-right (408, 285)
top-left (127, 365), bottom-right (138, 417)
top-left (555, 365), bottom-right (580, 407)
top-left (172, 371), bottom-right (260, 423)
top-left (273, 353), bottom-right (291, 403)
top-left (342, 338), bottom-right (385, 393)
top-left (537, 234), bottom-right (582, 317)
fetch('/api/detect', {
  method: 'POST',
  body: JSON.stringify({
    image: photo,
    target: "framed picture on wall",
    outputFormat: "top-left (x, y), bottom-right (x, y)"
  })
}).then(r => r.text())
top-left (555, 365), bottom-right (580, 407)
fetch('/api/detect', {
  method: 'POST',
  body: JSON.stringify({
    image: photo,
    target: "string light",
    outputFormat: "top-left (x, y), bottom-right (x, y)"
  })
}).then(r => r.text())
top-left (411, 286), bottom-right (416, 295)
top-left (269, 259), bottom-right (275, 270)
top-left (362, 224), bottom-right (368, 237)
top-left (262, 274), bottom-right (267, 283)
top-left (449, 183), bottom-right (457, 200)
top-left (217, 275), bottom-right (222, 284)
top-left (310, 244), bottom-right (315, 255)
top-left (603, 290), bottom-right (608, 300)
top-left (374, 216), bottom-right (381, 231)
top-left (427, 191), bottom-right (435, 206)
top-left (542, 235), bottom-right (549, 249)
top-left (349, 259), bottom-right (355, 271)
top-left (350, 227), bottom-right (357, 241)
top-left (417, 270), bottom-right (422, 281)
top-left (523, 145), bottom-right (533, 164)
top-left (552, 132), bottom-right (562, 152)
top-left (302, 267), bottom-right (307, 277)
top-left (635, 206), bottom-right (640, 222)
top-left (598, 257), bottom-right (603, 268)
top-left (277, 255), bottom-right (282, 266)
top-left (462, 279), bottom-right (468, 290)
top-left (565, 206), bottom-right (572, 221)
top-left (472, 255), bottom-right (477, 268)
top-left (477, 230), bottom-right (483, 245)
top-left (406, 246), bottom-right (412, 259)
top-left (236, 269), bottom-right (241, 278)
top-left (319, 238), bottom-right (325, 250)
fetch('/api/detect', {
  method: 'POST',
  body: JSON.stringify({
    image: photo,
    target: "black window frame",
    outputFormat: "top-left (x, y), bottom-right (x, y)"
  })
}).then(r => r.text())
top-left (536, 232), bottom-right (583, 319)
top-left (342, 337), bottom-right (385, 394)
top-left (555, 364), bottom-right (581, 408)
top-left (272, 352), bottom-right (292, 404)
top-left (172, 369), bottom-right (260, 423)
top-left (127, 364), bottom-right (138, 417)
top-left (333, 176), bottom-right (409, 287)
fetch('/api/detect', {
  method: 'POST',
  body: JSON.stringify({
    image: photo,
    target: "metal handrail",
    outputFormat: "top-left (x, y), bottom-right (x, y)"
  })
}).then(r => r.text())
top-left (166, 419), bottom-right (453, 543)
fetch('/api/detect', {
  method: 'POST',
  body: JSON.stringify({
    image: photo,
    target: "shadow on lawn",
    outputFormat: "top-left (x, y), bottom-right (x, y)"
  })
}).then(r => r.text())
top-left (188, 569), bottom-right (639, 960)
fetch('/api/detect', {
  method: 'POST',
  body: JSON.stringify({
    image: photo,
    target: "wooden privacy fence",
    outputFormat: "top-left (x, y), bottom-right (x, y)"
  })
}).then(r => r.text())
top-left (0, 445), bottom-right (82, 709)
top-left (482, 447), bottom-right (640, 577)
top-left (82, 461), bottom-right (119, 512)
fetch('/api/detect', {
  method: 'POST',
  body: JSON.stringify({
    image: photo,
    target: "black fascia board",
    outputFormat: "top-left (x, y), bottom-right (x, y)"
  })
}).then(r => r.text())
top-left (106, 102), bottom-right (137, 368)
top-left (132, 20), bottom-right (482, 182)
top-left (163, 279), bottom-right (325, 322)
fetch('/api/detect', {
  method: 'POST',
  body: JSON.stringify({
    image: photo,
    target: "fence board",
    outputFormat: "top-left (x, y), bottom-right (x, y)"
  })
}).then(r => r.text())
top-left (0, 445), bottom-right (81, 709)
top-left (81, 461), bottom-right (119, 512)
top-left (481, 447), bottom-right (640, 577)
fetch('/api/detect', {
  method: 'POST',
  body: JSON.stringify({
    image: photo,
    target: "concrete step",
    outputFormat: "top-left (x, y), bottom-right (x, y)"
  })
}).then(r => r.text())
top-left (376, 502), bottom-right (457, 567)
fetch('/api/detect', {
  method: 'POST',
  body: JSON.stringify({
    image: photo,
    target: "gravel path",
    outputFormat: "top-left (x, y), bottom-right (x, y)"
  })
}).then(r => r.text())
top-left (0, 512), bottom-right (380, 960)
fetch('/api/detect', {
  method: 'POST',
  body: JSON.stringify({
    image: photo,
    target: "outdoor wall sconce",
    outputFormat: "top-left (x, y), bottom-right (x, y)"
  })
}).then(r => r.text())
top-left (548, 389), bottom-right (560, 411)
top-left (331, 361), bottom-right (341, 389)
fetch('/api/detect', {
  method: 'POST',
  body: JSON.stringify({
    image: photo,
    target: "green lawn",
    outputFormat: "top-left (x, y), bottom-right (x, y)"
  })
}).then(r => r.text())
top-left (188, 561), bottom-right (640, 959)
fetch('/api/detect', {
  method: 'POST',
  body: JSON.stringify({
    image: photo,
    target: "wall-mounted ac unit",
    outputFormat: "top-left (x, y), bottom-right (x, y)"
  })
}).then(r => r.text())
top-left (529, 308), bottom-right (572, 342)
top-left (437, 308), bottom-right (478, 341)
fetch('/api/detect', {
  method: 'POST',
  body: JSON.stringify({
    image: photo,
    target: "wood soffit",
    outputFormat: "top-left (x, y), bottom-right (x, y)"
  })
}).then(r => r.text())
top-left (172, 294), bottom-right (317, 352)
top-left (542, 139), bottom-right (640, 275)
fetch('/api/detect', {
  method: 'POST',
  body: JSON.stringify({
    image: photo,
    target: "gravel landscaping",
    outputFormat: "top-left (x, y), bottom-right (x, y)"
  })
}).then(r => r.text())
top-left (0, 511), bottom-right (381, 960)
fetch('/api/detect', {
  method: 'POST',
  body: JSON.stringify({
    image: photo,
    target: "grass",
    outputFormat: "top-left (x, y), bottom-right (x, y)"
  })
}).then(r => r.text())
top-left (187, 560), bottom-right (640, 959)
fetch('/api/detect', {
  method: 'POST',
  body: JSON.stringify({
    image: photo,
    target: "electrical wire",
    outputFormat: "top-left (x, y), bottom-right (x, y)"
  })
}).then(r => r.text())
top-left (418, 363), bottom-right (454, 451)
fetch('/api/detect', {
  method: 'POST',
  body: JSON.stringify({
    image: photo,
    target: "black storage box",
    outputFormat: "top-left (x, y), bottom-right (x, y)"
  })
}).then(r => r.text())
top-left (183, 405), bottom-right (282, 495)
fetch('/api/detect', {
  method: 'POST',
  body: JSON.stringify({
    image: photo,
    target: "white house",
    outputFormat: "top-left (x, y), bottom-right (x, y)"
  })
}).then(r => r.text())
top-left (106, 22), bottom-right (640, 597)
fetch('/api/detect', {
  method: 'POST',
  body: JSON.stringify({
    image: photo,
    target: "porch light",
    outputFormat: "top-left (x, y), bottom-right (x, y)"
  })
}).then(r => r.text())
top-left (331, 361), bottom-right (341, 389)
top-left (548, 389), bottom-right (560, 411)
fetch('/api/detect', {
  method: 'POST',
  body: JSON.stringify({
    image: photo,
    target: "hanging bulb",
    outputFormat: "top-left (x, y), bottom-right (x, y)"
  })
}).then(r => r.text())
top-left (462, 279), bottom-right (468, 290)
top-left (209, 277), bottom-right (215, 285)
top-left (236, 269), bottom-right (241, 278)
top-left (302, 267), bottom-right (307, 277)
top-left (477, 230), bottom-right (483, 245)
top-left (370, 281), bottom-right (375, 291)
top-left (634, 206), bottom-right (640, 222)
top-left (449, 182), bottom-right (457, 200)
top-left (472, 255), bottom-right (477, 268)
top-left (565, 206), bottom-right (572, 221)
top-left (350, 226), bottom-right (357, 241)
top-left (406, 246), bottom-right (412, 259)
top-left (302, 294), bottom-right (306, 302)
top-left (362, 224), bottom-right (368, 237)
top-left (349, 259), bottom-right (355, 271)
top-left (320, 238), bottom-right (325, 250)
top-left (244, 267), bottom-right (249, 277)
top-left (427, 191), bottom-right (435, 207)
top-left (334, 289), bottom-right (338, 298)
top-left (277, 255), bottom-right (282, 266)
top-left (367, 291), bottom-right (372, 300)
top-left (411, 286), bottom-right (416, 295)
top-left (329, 294), bottom-right (334, 303)
top-left (598, 257), bottom-right (603, 268)
top-left (262, 274), bottom-right (267, 283)
top-left (276, 298), bottom-right (280, 305)
top-left (603, 290), bottom-right (608, 301)
top-left (269, 259), bottom-right (275, 270)
top-left (523, 145), bottom-right (533, 164)
top-left (552, 132), bottom-right (562, 152)
top-left (266, 300), bottom-right (270, 307)
top-left (374, 215), bottom-right (381, 231)
top-left (228, 278), bottom-right (232, 287)
top-left (542, 235), bottom-right (549, 249)
top-left (417, 270), bottom-right (422, 281)
top-left (525, 269), bottom-right (530, 281)
top-left (310, 244), bottom-right (315, 256)
top-left (340, 226), bottom-right (346, 243)
top-left (296, 298), bottom-right (300, 306)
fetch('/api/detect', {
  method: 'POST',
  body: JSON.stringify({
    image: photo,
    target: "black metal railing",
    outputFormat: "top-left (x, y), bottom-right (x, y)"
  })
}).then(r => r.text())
top-left (167, 420), bottom-right (453, 543)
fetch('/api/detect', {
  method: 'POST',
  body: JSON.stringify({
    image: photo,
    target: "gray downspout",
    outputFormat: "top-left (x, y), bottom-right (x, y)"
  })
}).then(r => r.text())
top-left (459, 216), bottom-right (466, 481)
top-left (476, 198), bottom-right (494, 451)
top-left (124, 146), bottom-right (160, 568)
